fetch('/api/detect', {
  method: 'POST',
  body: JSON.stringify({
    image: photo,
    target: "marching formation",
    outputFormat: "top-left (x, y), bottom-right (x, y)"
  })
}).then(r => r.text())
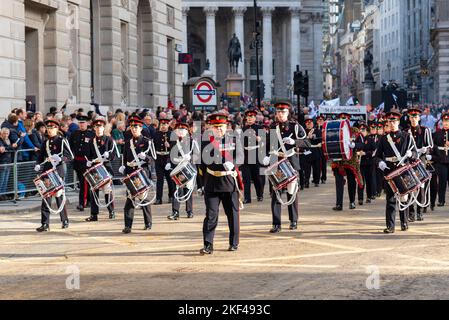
top-left (32, 102), bottom-right (448, 254)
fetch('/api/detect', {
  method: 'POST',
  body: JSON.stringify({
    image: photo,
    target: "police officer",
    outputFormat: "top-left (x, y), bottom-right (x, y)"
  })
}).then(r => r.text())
top-left (376, 111), bottom-right (417, 233)
top-left (431, 112), bottom-right (449, 207)
top-left (199, 112), bottom-right (243, 254)
top-left (35, 119), bottom-right (73, 232)
top-left (69, 113), bottom-right (94, 211)
top-left (316, 115), bottom-right (327, 184)
top-left (406, 108), bottom-right (433, 221)
top-left (118, 116), bottom-right (154, 233)
top-left (153, 115), bottom-right (175, 204)
top-left (166, 121), bottom-right (195, 220)
top-left (85, 117), bottom-right (116, 222)
top-left (263, 102), bottom-right (306, 233)
top-left (241, 109), bottom-right (264, 203)
top-left (303, 117), bottom-right (322, 188)
top-left (355, 121), bottom-right (377, 205)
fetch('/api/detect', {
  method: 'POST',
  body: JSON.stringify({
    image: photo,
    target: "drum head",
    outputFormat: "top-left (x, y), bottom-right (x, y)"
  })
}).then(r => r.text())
top-left (340, 121), bottom-right (352, 161)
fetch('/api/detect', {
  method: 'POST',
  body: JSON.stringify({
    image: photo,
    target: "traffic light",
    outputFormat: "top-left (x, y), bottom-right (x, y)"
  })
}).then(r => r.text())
top-left (301, 71), bottom-right (309, 98)
top-left (294, 71), bottom-right (303, 96)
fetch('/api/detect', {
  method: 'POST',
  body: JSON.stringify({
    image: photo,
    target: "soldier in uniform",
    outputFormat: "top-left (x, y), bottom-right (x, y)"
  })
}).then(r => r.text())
top-left (431, 112), bottom-right (449, 208)
top-left (316, 115), bottom-right (327, 184)
top-left (69, 113), bottom-right (94, 211)
top-left (199, 112), bottom-right (243, 254)
top-left (406, 108), bottom-right (433, 221)
top-left (355, 121), bottom-right (377, 205)
top-left (376, 111), bottom-right (417, 233)
top-left (241, 109), bottom-right (264, 203)
top-left (263, 102), bottom-right (306, 233)
top-left (34, 119), bottom-right (73, 232)
top-left (153, 116), bottom-right (175, 204)
top-left (375, 121), bottom-right (385, 197)
top-left (118, 116), bottom-right (155, 233)
top-left (303, 117), bottom-right (322, 188)
top-left (85, 117), bottom-right (116, 222)
top-left (166, 121), bottom-right (196, 220)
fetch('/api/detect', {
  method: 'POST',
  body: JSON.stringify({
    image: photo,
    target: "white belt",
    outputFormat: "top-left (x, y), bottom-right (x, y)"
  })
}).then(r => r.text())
top-left (438, 147), bottom-right (449, 151)
top-left (385, 157), bottom-right (399, 162)
top-left (310, 144), bottom-right (322, 148)
top-left (156, 151), bottom-right (170, 155)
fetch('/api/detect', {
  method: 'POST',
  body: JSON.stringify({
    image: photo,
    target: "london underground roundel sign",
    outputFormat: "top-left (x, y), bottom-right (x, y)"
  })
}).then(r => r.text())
top-left (193, 80), bottom-right (217, 106)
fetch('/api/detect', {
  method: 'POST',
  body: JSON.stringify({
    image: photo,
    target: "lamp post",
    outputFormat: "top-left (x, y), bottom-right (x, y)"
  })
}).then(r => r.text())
top-left (253, 0), bottom-right (262, 109)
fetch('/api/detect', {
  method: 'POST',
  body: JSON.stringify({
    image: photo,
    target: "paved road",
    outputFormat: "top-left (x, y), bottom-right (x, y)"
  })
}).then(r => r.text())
top-left (1, 173), bottom-right (449, 300)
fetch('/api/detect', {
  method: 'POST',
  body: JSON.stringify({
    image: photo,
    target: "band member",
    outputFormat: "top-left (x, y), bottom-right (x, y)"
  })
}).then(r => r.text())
top-left (376, 111), bottom-right (417, 233)
top-left (166, 121), bottom-right (196, 220)
top-left (375, 121), bottom-right (385, 197)
top-left (316, 115), bottom-right (327, 184)
top-left (85, 117), bottom-right (116, 221)
top-left (199, 111), bottom-right (243, 254)
top-left (241, 109), bottom-right (264, 203)
top-left (118, 116), bottom-right (154, 233)
top-left (303, 117), bottom-right (322, 188)
top-left (34, 119), bottom-right (73, 232)
top-left (331, 113), bottom-right (359, 211)
top-left (406, 108), bottom-right (433, 221)
top-left (431, 112), bottom-right (449, 208)
top-left (69, 113), bottom-right (94, 211)
top-left (263, 102), bottom-right (306, 233)
top-left (356, 121), bottom-right (377, 205)
top-left (153, 115), bottom-right (175, 204)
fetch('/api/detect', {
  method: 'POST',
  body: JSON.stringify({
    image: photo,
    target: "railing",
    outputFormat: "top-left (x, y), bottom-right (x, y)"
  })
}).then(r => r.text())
top-left (0, 148), bottom-right (156, 204)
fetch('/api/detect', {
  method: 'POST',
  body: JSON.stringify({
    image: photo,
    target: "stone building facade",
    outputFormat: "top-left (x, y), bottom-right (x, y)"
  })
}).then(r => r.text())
top-left (0, 0), bottom-right (183, 119)
top-left (182, 0), bottom-right (326, 102)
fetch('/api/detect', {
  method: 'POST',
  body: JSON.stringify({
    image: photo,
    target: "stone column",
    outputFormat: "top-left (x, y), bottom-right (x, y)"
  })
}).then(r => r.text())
top-left (204, 6), bottom-right (218, 80)
top-left (262, 6), bottom-right (274, 100)
top-left (289, 6), bottom-right (301, 83)
top-left (232, 7), bottom-right (246, 77)
top-left (182, 6), bottom-right (189, 83)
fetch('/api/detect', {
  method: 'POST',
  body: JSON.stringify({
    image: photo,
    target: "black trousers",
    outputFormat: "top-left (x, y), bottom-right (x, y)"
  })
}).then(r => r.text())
top-left (155, 157), bottom-right (175, 201)
top-left (271, 189), bottom-right (298, 226)
top-left (430, 172), bottom-right (438, 207)
top-left (75, 169), bottom-right (90, 207)
top-left (385, 184), bottom-right (406, 229)
top-left (203, 191), bottom-right (240, 247)
top-left (303, 157), bottom-right (321, 185)
top-left (376, 168), bottom-right (384, 195)
top-left (334, 168), bottom-right (357, 206)
top-left (172, 187), bottom-right (193, 213)
top-left (241, 164), bottom-right (264, 200)
top-left (320, 154), bottom-right (327, 182)
top-left (91, 189), bottom-right (114, 216)
top-left (437, 163), bottom-right (449, 204)
top-left (41, 195), bottom-right (68, 225)
top-left (299, 155), bottom-right (306, 187)
top-left (358, 164), bottom-right (376, 201)
top-left (124, 196), bottom-right (152, 228)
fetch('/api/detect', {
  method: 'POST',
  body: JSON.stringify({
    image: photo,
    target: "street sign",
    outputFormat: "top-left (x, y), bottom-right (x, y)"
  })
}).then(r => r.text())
top-left (192, 80), bottom-right (217, 111)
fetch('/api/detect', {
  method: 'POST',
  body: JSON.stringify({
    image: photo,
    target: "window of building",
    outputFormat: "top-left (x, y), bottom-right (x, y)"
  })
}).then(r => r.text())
top-left (167, 5), bottom-right (175, 27)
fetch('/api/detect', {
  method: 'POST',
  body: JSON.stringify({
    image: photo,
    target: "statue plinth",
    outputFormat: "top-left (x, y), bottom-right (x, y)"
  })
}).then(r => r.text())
top-left (362, 75), bottom-right (376, 106)
top-left (226, 73), bottom-right (245, 94)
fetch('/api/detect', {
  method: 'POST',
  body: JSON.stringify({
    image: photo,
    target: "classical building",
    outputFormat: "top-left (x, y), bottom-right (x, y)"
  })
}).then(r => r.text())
top-left (0, 0), bottom-right (183, 119)
top-left (181, 0), bottom-right (326, 102)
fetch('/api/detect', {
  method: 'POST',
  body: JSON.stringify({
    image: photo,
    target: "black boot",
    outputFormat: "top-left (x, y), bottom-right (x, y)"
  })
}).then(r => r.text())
top-left (358, 200), bottom-right (364, 206)
top-left (349, 203), bottom-right (356, 209)
top-left (167, 210), bottom-right (180, 220)
top-left (417, 212), bottom-right (424, 221)
top-left (200, 243), bottom-right (214, 255)
top-left (36, 224), bottom-right (49, 232)
top-left (122, 227), bottom-right (132, 234)
top-left (154, 199), bottom-right (162, 205)
top-left (383, 227), bottom-right (395, 234)
top-left (144, 224), bottom-right (152, 230)
top-left (289, 221), bottom-right (298, 230)
top-left (85, 215), bottom-right (98, 222)
top-left (62, 220), bottom-right (69, 229)
top-left (401, 223), bottom-right (409, 231)
top-left (76, 205), bottom-right (84, 211)
top-left (109, 211), bottom-right (116, 219)
top-left (228, 245), bottom-right (238, 251)
top-left (270, 225), bottom-right (282, 233)
top-left (186, 211), bottom-right (194, 218)
top-left (333, 205), bottom-right (343, 211)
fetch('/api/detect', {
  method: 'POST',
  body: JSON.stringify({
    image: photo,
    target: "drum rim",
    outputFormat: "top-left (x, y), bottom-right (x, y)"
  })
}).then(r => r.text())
top-left (385, 163), bottom-right (413, 180)
top-left (170, 160), bottom-right (194, 176)
top-left (270, 175), bottom-right (298, 190)
top-left (33, 168), bottom-right (59, 182)
top-left (322, 120), bottom-right (352, 161)
top-left (265, 157), bottom-right (290, 173)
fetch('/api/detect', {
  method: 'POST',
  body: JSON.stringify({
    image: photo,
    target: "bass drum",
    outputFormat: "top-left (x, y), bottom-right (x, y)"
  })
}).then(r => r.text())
top-left (322, 120), bottom-right (352, 161)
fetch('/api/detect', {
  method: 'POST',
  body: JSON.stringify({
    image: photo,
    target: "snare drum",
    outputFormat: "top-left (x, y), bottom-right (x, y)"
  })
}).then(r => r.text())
top-left (385, 164), bottom-right (421, 197)
top-left (170, 160), bottom-right (197, 188)
top-left (84, 163), bottom-right (112, 191)
top-left (34, 168), bottom-right (64, 199)
top-left (265, 158), bottom-right (298, 190)
top-left (122, 168), bottom-right (152, 199)
top-left (411, 160), bottom-right (432, 185)
top-left (322, 120), bottom-right (353, 161)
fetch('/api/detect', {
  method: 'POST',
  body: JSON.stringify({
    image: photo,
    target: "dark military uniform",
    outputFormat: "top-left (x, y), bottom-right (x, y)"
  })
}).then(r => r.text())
top-left (69, 128), bottom-right (95, 209)
top-left (316, 119), bottom-right (327, 183)
top-left (153, 126), bottom-right (175, 203)
top-left (356, 132), bottom-right (377, 204)
top-left (303, 125), bottom-right (322, 187)
top-left (87, 134), bottom-right (116, 219)
top-left (375, 127), bottom-right (385, 197)
top-left (432, 127), bottom-right (449, 206)
top-left (241, 121), bottom-right (264, 202)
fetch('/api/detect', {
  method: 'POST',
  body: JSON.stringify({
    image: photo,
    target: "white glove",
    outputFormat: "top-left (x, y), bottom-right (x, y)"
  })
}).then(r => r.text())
top-left (50, 154), bottom-right (61, 164)
top-left (165, 163), bottom-right (172, 171)
top-left (34, 165), bottom-right (41, 172)
top-left (103, 151), bottom-right (110, 159)
top-left (303, 150), bottom-right (312, 156)
top-left (417, 147), bottom-right (426, 154)
top-left (223, 161), bottom-right (234, 171)
top-left (197, 187), bottom-right (204, 196)
top-left (426, 154), bottom-right (432, 161)
top-left (348, 142), bottom-right (356, 149)
top-left (182, 153), bottom-right (191, 162)
top-left (86, 161), bottom-right (92, 168)
top-left (405, 150), bottom-right (413, 158)
top-left (283, 137), bottom-right (295, 145)
top-left (379, 161), bottom-right (389, 171)
top-left (138, 152), bottom-right (146, 160)
top-left (118, 166), bottom-right (125, 174)
top-left (287, 181), bottom-right (297, 195)
top-left (263, 156), bottom-right (271, 166)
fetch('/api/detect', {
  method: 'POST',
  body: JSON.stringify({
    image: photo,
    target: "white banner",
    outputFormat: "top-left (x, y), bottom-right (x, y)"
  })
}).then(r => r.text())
top-left (319, 105), bottom-right (367, 122)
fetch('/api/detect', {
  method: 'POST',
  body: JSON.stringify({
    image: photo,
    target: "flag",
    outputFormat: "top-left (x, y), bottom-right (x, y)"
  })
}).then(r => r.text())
top-left (373, 102), bottom-right (384, 117)
top-left (346, 96), bottom-right (355, 106)
top-left (392, 94), bottom-right (398, 102)
top-left (308, 101), bottom-right (317, 118)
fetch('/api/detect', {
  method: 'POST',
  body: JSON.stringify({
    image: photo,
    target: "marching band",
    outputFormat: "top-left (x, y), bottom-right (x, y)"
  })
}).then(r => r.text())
top-left (32, 103), bottom-right (448, 255)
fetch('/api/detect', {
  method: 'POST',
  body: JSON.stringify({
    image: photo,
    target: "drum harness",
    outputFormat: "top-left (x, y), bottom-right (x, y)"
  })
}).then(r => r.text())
top-left (39, 138), bottom-right (73, 215)
top-left (126, 139), bottom-right (157, 207)
top-left (172, 139), bottom-right (197, 203)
